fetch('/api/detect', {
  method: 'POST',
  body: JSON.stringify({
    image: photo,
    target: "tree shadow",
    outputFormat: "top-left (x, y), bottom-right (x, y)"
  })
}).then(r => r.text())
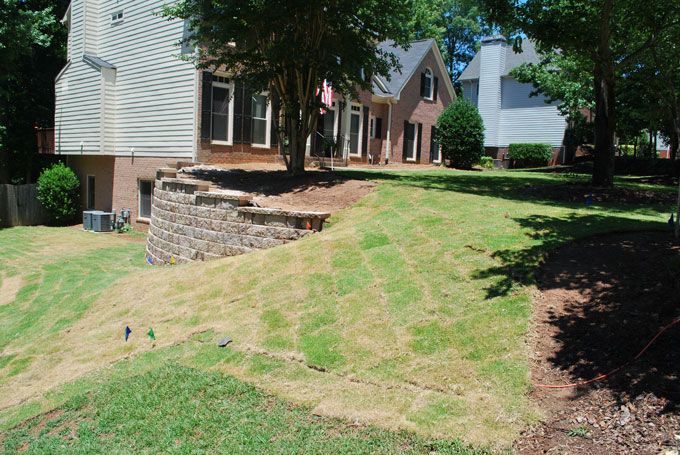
top-left (536, 231), bottom-right (680, 412)
top-left (183, 168), bottom-right (352, 196)
top-left (339, 169), bottom-right (674, 213)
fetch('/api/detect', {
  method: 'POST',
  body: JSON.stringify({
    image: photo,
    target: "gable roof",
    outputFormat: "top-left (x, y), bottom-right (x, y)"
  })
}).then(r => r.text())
top-left (372, 39), bottom-right (434, 95)
top-left (372, 39), bottom-right (455, 101)
top-left (458, 38), bottom-right (541, 81)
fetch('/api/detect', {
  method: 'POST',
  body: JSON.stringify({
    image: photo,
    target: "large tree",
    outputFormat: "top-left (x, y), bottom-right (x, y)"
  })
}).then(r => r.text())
top-left (0, 0), bottom-right (65, 184)
top-left (482, 0), bottom-right (680, 187)
top-left (409, 0), bottom-right (492, 81)
top-left (164, 0), bottom-right (411, 175)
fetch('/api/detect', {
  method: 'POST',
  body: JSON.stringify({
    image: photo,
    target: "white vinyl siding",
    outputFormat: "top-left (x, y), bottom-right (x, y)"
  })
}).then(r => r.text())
top-left (55, 0), bottom-right (101, 154)
top-left (498, 78), bottom-right (567, 147)
top-left (55, 0), bottom-right (196, 158)
top-left (84, 0), bottom-right (99, 54)
top-left (476, 41), bottom-right (505, 147)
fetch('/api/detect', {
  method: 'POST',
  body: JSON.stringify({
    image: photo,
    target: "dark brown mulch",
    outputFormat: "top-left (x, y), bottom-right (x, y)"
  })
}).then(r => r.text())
top-left (180, 166), bottom-right (375, 213)
top-left (516, 232), bottom-right (680, 454)
top-left (523, 183), bottom-right (677, 205)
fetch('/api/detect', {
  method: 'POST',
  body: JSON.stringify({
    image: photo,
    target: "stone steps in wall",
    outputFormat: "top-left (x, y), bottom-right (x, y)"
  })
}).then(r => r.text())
top-left (146, 174), bottom-right (331, 265)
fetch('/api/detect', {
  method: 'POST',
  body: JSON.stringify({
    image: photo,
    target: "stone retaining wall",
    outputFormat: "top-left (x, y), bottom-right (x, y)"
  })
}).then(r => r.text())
top-left (146, 168), bottom-right (330, 265)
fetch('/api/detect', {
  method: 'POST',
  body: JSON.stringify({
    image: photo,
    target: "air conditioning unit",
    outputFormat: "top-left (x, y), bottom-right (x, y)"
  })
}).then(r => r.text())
top-left (83, 210), bottom-right (101, 231)
top-left (92, 212), bottom-right (113, 232)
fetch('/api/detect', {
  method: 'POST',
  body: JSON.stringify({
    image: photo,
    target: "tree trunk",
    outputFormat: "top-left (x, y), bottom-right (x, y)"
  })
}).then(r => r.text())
top-left (592, 0), bottom-right (616, 187)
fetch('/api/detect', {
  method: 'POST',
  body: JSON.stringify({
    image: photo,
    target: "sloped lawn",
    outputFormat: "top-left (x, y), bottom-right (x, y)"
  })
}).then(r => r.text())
top-left (0, 169), bottom-right (671, 452)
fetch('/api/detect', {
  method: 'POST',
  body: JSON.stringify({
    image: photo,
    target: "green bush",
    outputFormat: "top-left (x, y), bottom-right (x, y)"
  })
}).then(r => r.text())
top-left (36, 162), bottom-right (80, 224)
top-left (479, 156), bottom-right (493, 169)
top-left (507, 143), bottom-right (553, 167)
top-left (436, 98), bottom-right (485, 169)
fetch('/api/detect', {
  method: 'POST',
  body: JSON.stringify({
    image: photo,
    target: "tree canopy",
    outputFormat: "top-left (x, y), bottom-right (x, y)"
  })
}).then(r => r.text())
top-left (0, 0), bottom-right (67, 184)
top-left (164, 0), bottom-right (412, 175)
top-left (481, 0), bottom-right (680, 186)
top-left (409, 0), bottom-right (492, 81)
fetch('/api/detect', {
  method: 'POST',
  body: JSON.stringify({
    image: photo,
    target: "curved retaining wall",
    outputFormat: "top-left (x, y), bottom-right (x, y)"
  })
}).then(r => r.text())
top-left (146, 169), bottom-right (330, 265)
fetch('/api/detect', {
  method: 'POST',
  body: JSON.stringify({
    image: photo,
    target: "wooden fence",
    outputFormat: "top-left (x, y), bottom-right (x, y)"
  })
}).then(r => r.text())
top-left (0, 184), bottom-right (50, 228)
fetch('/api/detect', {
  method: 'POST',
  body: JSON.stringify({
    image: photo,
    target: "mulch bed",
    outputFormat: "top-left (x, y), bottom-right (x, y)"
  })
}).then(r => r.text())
top-left (516, 231), bottom-right (680, 454)
top-left (523, 183), bottom-right (677, 206)
top-left (180, 166), bottom-right (376, 213)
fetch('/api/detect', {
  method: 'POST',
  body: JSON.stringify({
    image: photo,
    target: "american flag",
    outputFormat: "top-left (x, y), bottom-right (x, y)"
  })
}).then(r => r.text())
top-left (316, 79), bottom-right (333, 114)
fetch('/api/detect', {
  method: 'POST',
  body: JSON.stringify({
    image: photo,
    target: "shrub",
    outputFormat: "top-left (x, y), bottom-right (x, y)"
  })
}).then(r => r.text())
top-left (479, 156), bottom-right (493, 169)
top-left (507, 143), bottom-right (553, 167)
top-left (436, 98), bottom-right (485, 169)
top-left (36, 162), bottom-right (80, 224)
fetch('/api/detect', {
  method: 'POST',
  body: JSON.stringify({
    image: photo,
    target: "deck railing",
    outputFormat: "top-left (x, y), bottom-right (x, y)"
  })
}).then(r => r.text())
top-left (35, 127), bottom-right (55, 154)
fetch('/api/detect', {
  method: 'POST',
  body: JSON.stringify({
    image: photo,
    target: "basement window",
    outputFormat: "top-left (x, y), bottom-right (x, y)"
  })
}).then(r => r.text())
top-left (139, 180), bottom-right (154, 219)
top-left (111, 10), bottom-right (124, 25)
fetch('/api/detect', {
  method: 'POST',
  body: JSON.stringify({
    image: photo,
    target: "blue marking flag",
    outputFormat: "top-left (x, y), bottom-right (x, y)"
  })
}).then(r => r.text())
top-left (125, 326), bottom-right (132, 342)
top-left (585, 193), bottom-right (593, 206)
top-left (146, 256), bottom-right (154, 265)
top-left (669, 213), bottom-right (675, 229)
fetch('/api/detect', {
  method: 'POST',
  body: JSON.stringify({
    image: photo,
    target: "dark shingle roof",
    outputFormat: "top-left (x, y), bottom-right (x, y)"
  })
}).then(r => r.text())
top-left (372, 39), bottom-right (435, 96)
top-left (83, 54), bottom-right (116, 70)
top-left (458, 38), bottom-right (540, 81)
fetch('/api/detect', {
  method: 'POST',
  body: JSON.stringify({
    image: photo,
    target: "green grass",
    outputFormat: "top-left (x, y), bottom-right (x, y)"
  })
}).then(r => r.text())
top-left (1, 361), bottom-right (481, 454)
top-left (0, 169), bottom-right (671, 451)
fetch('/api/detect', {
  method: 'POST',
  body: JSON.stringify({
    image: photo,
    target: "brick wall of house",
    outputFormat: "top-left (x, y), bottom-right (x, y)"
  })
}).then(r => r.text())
top-left (112, 156), bottom-right (178, 227)
top-left (389, 49), bottom-right (453, 164)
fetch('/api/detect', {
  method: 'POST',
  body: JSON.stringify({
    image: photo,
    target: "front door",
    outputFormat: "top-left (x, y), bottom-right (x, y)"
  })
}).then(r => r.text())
top-left (349, 106), bottom-right (361, 155)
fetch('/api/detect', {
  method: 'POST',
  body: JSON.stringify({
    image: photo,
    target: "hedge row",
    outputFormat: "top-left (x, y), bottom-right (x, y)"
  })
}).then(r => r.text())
top-left (507, 143), bottom-right (553, 167)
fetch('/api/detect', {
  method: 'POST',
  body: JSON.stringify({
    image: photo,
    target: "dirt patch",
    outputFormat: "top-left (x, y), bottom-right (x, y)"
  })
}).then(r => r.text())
top-left (0, 274), bottom-right (23, 306)
top-left (181, 166), bottom-right (376, 213)
top-left (516, 232), bottom-right (680, 454)
top-left (523, 183), bottom-right (676, 205)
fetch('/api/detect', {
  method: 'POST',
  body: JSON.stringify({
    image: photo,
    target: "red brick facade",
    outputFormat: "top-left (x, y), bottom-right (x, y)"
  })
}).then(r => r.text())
top-left (195, 46), bottom-right (453, 166)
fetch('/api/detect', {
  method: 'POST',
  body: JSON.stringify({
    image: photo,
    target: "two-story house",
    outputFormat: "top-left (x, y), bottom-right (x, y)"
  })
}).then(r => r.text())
top-left (53, 0), bottom-right (454, 227)
top-left (459, 36), bottom-right (568, 162)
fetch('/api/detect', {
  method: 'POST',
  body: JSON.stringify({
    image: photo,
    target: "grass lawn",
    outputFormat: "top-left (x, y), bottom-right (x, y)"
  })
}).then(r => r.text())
top-left (0, 169), bottom-right (672, 452)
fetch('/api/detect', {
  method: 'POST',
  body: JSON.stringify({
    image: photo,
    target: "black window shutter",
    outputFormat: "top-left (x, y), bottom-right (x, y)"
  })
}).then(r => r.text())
top-left (420, 73), bottom-right (426, 97)
top-left (416, 123), bottom-right (423, 163)
top-left (375, 118), bottom-right (382, 139)
top-left (430, 125), bottom-right (437, 162)
top-left (200, 71), bottom-right (212, 140)
top-left (242, 85), bottom-right (253, 144)
top-left (361, 106), bottom-right (369, 157)
top-left (270, 93), bottom-right (279, 149)
top-left (233, 79), bottom-right (244, 143)
top-left (433, 77), bottom-right (439, 101)
top-left (403, 120), bottom-right (408, 162)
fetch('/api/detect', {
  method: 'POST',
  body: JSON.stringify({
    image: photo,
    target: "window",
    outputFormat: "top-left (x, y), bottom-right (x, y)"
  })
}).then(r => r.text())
top-left (369, 116), bottom-right (375, 139)
top-left (111, 10), bottom-right (124, 24)
top-left (422, 68), bottom-right (433, 100)
top-left (349, 104), bottom-right (362, 156)
top-left (211, 77), bottom-right (232, 144)
top-left (404, 123), bottom-right (417, 161)
top-left (139, 180), bottom-right (154, 219)
top-left (251, 94), bottom-right (268, 146)
top-left (430, 125), bottom-right (441, 163)
top-left (86, 175), bottom-right (95, 209)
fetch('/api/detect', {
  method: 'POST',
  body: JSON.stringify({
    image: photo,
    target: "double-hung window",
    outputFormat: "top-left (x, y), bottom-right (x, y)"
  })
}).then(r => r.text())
top-left (251, 94), bottom-right (269, 147)
top-left (211, 76), bottom-right (233, 144)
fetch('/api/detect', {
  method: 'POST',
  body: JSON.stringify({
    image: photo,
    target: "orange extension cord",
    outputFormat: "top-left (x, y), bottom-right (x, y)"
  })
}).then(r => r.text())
top-left (535, 317), bottom-right (680, 389)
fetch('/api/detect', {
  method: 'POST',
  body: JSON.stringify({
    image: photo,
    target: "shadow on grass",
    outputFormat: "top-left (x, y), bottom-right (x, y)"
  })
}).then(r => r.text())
top-left (185, 168), bottom-right (351, 196)
top-left (470, 214), bottom-right (667, 299)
